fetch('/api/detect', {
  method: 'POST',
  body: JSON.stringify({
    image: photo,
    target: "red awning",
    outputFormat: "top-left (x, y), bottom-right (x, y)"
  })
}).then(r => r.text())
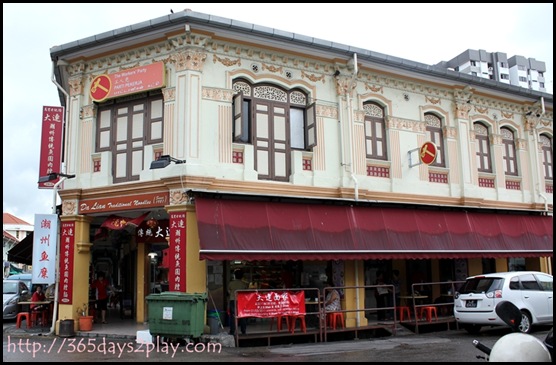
top-left (195, 197), bottom-right (553, 261)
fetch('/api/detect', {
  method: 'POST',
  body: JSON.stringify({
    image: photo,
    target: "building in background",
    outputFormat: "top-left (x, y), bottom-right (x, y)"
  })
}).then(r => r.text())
top-left (3, 213), bottom-right (33, 272)
top-left (436, 49), bottom-right (547, 92)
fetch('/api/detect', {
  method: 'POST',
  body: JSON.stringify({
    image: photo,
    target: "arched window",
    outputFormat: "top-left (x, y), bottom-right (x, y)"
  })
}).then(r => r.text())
top-left (539, 134), bottom-right (553, 180)
top-left (474, 122), bottom-right (492, 173)
top-left (501, 127), bottom-right (518, 176)
top-left (424, 113), bottom-right (446, 167)
top-left (363, 102), bottom-right (387, 160)
top-left (232, 79), bottom-right (316, 181)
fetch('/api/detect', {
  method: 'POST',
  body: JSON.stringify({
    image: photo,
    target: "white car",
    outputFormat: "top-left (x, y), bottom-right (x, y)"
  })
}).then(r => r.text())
top-left (454, 271), bottom-right (553, 334)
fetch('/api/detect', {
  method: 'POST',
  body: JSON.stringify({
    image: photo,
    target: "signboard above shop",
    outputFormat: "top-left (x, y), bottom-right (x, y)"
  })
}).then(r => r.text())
top-left (90, 62), bottom-right (166, 102)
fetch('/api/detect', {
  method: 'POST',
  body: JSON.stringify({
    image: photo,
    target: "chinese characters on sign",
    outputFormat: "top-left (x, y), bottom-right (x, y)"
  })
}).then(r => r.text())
top-left (59, 221), bottom-right (75, 304)
top-left (38, 106), bottom-right (64, 189)
top-left (237, 291), bottom-right (306, 318)
top-left (136, 219), bottom-right (169, 244)
top-left (168, 212), bottom-right (186, 292)
top-left (31, 214), bottom-right (58, 285)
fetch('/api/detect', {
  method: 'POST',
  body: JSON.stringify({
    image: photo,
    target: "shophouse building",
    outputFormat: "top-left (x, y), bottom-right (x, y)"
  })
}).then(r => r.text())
top-left (46, 10), bottom-right (553, 335)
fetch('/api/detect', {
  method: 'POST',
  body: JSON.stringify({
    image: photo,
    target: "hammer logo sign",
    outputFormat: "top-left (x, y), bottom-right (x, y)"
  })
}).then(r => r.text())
top-left (419, 141), bottom-right (438, 165)
top-left (90, 75), bottom-right (112, 102)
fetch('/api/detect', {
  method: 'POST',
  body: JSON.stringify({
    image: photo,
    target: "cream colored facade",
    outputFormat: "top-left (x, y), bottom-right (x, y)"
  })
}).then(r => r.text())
top-left (50, 10), bottom-right (552, 333)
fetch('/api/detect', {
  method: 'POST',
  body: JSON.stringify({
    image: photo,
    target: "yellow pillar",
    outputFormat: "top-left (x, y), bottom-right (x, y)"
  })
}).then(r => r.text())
top-left (539, 257), bottom-right (552, 275)
top-left (342, 260), bottom-right (367, 328)
top-left (495, 258), bottom-right (509, 272)
top-left (467, 258), bottom-right (483, 276)
top-left (184, 204), bottom-right (207, 293)
top-left (57, 215), bottom-right (92, 334)
top-left (162, 204), bottom-right (208, 294)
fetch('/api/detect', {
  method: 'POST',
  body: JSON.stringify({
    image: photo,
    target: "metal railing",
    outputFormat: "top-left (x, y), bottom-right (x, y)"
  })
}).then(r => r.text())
top-left (229, 280), bottom-right (465, 345)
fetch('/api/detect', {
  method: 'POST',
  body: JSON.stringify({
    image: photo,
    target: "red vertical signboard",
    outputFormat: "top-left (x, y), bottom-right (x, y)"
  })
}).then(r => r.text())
top-left (59, 221), bottom-right (75, 305)
top-left (39, 106), bottom-right (64, 188)
top-left (168, 212), bottom-right (186, 292)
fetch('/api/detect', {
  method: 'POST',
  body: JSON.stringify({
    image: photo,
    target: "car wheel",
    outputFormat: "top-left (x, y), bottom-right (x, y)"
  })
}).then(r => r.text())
top-left (518, 311), bottom-right (532, 334)
top-left (463, 324), bottom-right (482, 334)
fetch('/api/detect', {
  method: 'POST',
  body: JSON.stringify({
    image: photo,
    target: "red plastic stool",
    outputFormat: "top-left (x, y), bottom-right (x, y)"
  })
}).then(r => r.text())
top-left (327, 312), bottom-right (345, 330)
top-left (31, 310), bottom-right (48, 326)
top-left (16, 312), bottom-right (31, 328)
top-left (397, 306), bottom-right (411, 321)
top-left (288, 315), bottom-right (306, 333)
top-left (269, 315), bottom-right (290, 332)
top-left (419, 306), bottom-right (438, 322)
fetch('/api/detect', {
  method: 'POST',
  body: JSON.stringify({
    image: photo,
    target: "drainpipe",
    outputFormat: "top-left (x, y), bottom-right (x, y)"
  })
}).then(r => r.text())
top-left (538, 191), bottom-right (548, 213)
top-left (534, 97), bottom-right (547, 213)
top-left (347, 54), bottom-right (361, 327)
top-left (347, 53), bottom-right (359, 201)
top-left (354, 261), bottom-right (361, 327)
top-left (47, 176), bottom-right (68, 336)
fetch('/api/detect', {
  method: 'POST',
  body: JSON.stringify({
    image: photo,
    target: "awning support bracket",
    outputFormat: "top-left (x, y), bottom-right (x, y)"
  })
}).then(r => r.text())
top-left (408, 147), bottom-right (422, 168)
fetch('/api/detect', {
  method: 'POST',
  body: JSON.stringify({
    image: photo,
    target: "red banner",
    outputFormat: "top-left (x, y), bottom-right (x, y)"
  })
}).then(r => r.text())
top-left (237, 291), bottom-right (306, 318)
top-left (100, 212), bottom-right (148, 230)
top-left (59, 221), bottom-right (75, 304)
top-left (38, 106), bottom-right (64, 189)
top-left (168, 212), bottom-right (186, 292)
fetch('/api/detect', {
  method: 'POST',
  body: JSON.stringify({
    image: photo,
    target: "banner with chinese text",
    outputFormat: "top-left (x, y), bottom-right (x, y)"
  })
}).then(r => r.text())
top-left (59, 221), bottom-right (75, 304)
top-left (31, 214), bottom-right (57, 285)
top-left (237, 291), bottom-right (306, 318)
top-left (168, 212), bottom-right (186, 292)
top-left (136, 219), bottom-right (169, 243)
top-left (38, 106), bottom-right (64, 189)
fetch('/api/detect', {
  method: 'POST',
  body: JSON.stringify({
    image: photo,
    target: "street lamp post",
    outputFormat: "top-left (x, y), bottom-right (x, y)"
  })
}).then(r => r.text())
top-left (38, 172), bottom-right (75, 335)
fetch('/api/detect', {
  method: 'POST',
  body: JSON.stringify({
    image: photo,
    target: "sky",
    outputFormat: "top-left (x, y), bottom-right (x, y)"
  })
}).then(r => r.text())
top-left (3, 3), bottom-right (553, 226)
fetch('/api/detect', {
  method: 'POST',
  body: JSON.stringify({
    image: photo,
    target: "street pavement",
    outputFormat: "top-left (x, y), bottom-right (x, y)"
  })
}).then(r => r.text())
top-left (4, 322), bottom-right (551, 362)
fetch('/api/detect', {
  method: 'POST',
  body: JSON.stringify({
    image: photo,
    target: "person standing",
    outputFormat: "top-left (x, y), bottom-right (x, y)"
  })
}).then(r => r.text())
top-left (228, 270), bottom-right (248, 335)
top-left (374, 270), bottom-right (391, 321)
top-left (91, 272), bottom-right (112, 324)
top-left (388, 270), bottom-right (401, 320)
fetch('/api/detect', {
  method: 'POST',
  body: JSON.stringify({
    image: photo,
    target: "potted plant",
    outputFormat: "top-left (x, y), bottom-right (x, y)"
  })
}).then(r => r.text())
top-left (77, 303), bottom-right (94, 331)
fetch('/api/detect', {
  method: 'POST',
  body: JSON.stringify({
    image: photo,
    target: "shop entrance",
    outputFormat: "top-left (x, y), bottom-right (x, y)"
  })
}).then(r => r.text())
top-left (206, 259), bottom-right (341, 329)
top-left (90, 228), bottom-right (137, 322)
